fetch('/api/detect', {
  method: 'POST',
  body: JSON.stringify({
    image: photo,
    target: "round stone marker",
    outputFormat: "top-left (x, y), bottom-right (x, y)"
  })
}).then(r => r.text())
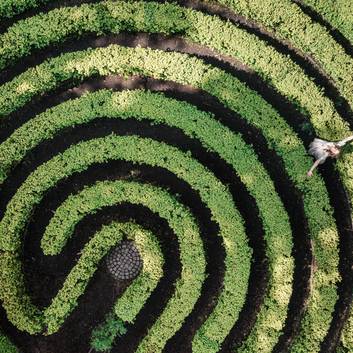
top-left (106, 240), bottom-right (143, 280)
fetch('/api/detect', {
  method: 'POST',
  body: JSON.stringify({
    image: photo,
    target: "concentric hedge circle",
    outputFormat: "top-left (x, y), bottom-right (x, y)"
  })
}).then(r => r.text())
top-left (0, 1), bottom-right (352, 353)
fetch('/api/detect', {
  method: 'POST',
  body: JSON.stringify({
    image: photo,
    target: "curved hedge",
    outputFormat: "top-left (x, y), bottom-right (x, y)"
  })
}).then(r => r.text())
top-left (46, 217), bottom-right (166, 345)
top-left (0, 87), bottom-right (294, 351)
top-left (1, 0), bottom-right (352, 112)
top-left (299, 0), bottom-right (353, 43)
top-left (0, 0), bottom-right (349, 140)
top-left (215, 0), bottom-right (353, 107)
top-left (43, 180), bottom-right (203, 351)
top-left (43, 219), bottom-right (165, 335)
top-left (0, 134), bottom-right (251, 351)
top-left (0, 43), bottom-right (340, 352)
top-left (0, 178), bottom-right (201, 335)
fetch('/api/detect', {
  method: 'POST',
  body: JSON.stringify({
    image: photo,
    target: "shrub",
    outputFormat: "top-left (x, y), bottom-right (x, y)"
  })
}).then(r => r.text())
top-left (91, 313), bottom-right (127, 352)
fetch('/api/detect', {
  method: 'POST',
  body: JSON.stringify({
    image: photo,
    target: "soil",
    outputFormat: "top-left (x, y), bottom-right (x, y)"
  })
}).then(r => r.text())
top-left (0, 5), bottom-right (352, 351)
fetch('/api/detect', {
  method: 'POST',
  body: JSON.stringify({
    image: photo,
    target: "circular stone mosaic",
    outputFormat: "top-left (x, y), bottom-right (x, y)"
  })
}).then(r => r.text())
top-left (106, 240), bottom-right (143, 280)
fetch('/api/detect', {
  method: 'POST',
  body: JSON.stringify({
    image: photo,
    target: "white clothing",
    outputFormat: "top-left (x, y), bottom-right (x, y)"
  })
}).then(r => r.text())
top-left (308, 135), bottom-right (353, 164)
top-left (308, 138), bottom-right (334, 164)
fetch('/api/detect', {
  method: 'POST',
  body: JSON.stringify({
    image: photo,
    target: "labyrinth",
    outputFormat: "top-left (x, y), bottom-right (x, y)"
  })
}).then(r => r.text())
top-left (0, 0), bottom-right (352, 353)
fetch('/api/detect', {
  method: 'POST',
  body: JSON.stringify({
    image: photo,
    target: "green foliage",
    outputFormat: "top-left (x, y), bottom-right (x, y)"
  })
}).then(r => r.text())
top-left (0, 331), bottom-right (19, 353)
top-left (0, 44), bottom-right (341, 352)
top-left (3, 41), bottom-right (338, 350)
top-left (0, 1), bottom-right (351, 351)
top-left (213, 0), bottom-right (353, 109)
top-left (91, 313), bottom-right (127, 352)
top-left (42, 222), bottom-right (123, 334)
top-left (0, 87), bottom-right (294, 351)
top-left (301, 0), bottom-right (353, 43)
top-left (45, 219), bottom-right (163, 337)
top-left (0, 0), bottom-right (49, 19)
top-left (0, 133), bottom-right (250, 350)
top-left (113, 221), bottom-right (163, 324)
top-left (0, 252), bottom-right (43, 334)
top-left (42, 179), bottom-right (206, 339)
top-left (0, 0), bottom-right (350, 142)
top-left (2, 0), bottom-right (352, 111)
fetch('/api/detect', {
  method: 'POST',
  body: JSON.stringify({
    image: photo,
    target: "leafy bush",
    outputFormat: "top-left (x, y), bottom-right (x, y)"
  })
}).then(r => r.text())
top-left (91, 313), bottom-right (127, 352)
top-left (0, 331), bottom-right (19, 353)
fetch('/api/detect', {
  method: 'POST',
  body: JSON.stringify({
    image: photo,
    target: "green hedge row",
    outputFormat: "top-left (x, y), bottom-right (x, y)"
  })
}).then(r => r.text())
top-left (88, 220), bottom-right (163, 350)
top-left (44, 219), bottom-right (165, 335)
top-left (221, 0), bottom-right (353, 345)
top-left (0, 0), bottom-right (49, 20)
top-left (0, 44), bottom-right (340, 352)
top-left (1, 0), bottom-right (352, 112)
top-left (112, 220), bottom-right (163, 325)
top-left (0, 0), bottom-right (349, 143)
top-left (0, 134), bottom-right (250, 352)
top-left (0, 330), bottom-right (19, 353)
top-left (0, 87), bottom-right (294, 351)
top-left (0, 252), bottom-right (43, 334)
top-left (43, 179), bottom-right (203, 351)
top-left (0, 179), bottom-right (202, 338)
top-left (217, 1), bottom-right (353, 349)
top-left (0, 0), bottom-right (351, 350)
top-left (45, 217), bottom-right (167, 337)
top-left (301, 0), bottom-right (353, 43)
top-left (214, 0), bottom-right (353, 109)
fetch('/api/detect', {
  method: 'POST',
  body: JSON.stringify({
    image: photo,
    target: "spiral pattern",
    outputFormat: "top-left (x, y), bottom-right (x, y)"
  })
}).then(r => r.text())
top-left (0, 1), bottom-right (352, 353)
